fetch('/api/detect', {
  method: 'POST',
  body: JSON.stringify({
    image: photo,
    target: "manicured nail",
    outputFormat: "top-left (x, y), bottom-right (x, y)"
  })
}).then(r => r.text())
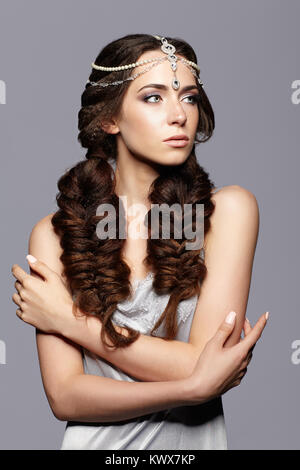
top-left (226, 311), bottom-right (236, 324)
top-left (26, 255), bottom-right (37, 263)
top-left (265, 311), bottom-right (269, 320)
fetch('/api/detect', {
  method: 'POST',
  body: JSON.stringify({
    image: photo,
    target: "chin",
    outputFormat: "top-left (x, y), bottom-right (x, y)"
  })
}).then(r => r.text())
top-left (161, 153), bottom-right (189, 166)
top-left (140, 152), bottom-right (189, 169)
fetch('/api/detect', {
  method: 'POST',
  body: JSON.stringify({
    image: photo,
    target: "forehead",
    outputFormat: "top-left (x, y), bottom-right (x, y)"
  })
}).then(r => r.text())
top-left (128, 49), bottom-right (198, 92)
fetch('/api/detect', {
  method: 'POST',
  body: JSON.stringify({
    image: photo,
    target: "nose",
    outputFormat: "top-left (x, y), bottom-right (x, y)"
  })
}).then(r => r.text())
top-left (167, 98), bottom-right (187, 126)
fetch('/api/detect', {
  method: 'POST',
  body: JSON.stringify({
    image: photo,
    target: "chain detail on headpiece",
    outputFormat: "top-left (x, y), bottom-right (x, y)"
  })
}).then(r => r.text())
top-left (87, 35), bottom-right (203, 89)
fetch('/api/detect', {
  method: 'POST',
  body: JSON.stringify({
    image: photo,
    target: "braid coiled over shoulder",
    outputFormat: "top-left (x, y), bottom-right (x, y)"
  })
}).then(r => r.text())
top-left (145, 153), bottom-right (215, 338)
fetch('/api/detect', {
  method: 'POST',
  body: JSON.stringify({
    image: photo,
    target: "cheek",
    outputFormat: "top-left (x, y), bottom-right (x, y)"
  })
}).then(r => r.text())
top-left (129, 108), bottom-right (163, 138)
top-left (119, 111), bottom-right (140, 137)
top-left (124, 104), bottom-right (155, 127)
top-left (187, 105), bottom-right (199, 120)
top-left (141, 114), bottom-right (163, 133)
top-left (119, 110), bottom-right (158, 150)
top-left (190, 109), bottom-right (199, 132)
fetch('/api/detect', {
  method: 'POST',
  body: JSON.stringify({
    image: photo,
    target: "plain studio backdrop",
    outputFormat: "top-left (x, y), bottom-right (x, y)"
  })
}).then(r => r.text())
top-left (0, 0), bottom-right (299, 450)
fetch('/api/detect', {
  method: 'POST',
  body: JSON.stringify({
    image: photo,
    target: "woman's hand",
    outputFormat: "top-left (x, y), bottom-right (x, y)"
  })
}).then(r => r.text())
top-left (11, 255), bottom-right (77, 335)
top-left (186, 310), bottom-right (269, 404)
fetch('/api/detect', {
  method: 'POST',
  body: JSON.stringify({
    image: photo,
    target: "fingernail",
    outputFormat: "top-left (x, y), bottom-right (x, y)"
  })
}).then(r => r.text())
top-left (246, 317), bottom-right (250, 323)
top-left (226, 311), bottom-right (236, 324)
top-left (26, 254), bottom-right (37, 263)
top-left (265, 311), bottom-right (269, 320)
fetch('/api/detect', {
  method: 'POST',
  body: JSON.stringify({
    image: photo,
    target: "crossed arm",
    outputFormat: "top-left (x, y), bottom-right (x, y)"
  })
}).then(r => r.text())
top-left (32, 185), bottom-right (259, 420)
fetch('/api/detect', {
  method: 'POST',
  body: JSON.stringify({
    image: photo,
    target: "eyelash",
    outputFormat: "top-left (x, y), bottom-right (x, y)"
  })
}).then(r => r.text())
top-left (143, 93), bottom-right (201, 105)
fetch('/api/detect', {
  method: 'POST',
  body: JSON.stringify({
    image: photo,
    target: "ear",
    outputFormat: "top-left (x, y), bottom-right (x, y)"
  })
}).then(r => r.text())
top-left (101, 118), bottom-right (120, 135)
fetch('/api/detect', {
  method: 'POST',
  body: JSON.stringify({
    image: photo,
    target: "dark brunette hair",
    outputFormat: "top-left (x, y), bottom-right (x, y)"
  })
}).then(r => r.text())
top-left (51, 33), bottom-right (216, 349)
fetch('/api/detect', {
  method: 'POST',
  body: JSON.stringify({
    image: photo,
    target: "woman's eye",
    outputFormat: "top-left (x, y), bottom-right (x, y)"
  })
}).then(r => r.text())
top-left (143, 94), bottom-right (161, 103)
top-left (184, 94), bottom-right (200, 104)
top-left (143, 94), bottom-right (200, 104)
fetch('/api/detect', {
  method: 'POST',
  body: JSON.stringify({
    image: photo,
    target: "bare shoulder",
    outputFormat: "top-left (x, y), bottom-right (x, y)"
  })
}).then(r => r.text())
top-left (204, 185), bottom-right (259, 249)
top-left (211, 184), bottom-right (259, 221)
top-left (212, 184), bottom-right (258, 208)
top-left (31, 212), bottom-right (57, 236)
top-left (29, 212), bottom-right (65, 279)
top-left (30, 212), bottom-right (60, 248)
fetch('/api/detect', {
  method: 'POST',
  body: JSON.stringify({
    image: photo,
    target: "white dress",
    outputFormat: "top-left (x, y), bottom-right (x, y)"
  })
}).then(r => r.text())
top-left (60, 251), bottom-right (228, 450)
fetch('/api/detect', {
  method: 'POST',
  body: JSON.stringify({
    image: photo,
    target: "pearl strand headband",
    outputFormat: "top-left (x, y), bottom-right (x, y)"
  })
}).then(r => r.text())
top-left (87, 35), bottom-right (203, 90)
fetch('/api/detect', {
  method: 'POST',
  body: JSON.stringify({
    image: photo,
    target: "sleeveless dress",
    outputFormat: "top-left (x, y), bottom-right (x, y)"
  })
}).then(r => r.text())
top-left (60, 160), bottom-right (227, 449)
top-left (60, 249), bottom-right (228, 450)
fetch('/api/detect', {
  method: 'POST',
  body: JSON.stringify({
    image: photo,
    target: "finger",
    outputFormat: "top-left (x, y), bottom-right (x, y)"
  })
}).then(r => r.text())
top-left (16, 308), bottom-right (24, 320)
top-left (243, 317), bottom-right (252, 336)
top-left (12, 292), bottom-right (22, 307)
top-left (11, 264), bottom-right (29, 284)
top-left (238, 318), bottom-right (251, 342)
top-left (238, 318), bottom-right (252, 343)
top-left (14, 280), bottom-right (22, 293)
top-left (214, 311), bottom-right (237, 347)
top-left (237, 312), bottom-right (269, 354)
top-left (26, 255), bottom-right (56, 281)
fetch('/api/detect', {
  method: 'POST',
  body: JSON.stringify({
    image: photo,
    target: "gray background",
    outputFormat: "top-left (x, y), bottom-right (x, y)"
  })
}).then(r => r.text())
top-left (0, 0), bottom-right (299, 450)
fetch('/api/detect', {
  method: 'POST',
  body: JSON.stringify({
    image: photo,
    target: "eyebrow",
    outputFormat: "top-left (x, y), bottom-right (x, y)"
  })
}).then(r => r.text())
top-left (137, 83), bottom-right (199, 93)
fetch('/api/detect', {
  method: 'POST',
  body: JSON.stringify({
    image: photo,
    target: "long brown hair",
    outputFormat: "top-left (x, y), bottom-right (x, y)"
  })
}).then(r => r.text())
top-left (51, 33), bottom-right (216, 349)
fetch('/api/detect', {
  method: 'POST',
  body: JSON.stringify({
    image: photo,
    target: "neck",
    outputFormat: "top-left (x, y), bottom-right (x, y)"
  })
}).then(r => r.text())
top-left (113, 143), bottom-right (159, 210)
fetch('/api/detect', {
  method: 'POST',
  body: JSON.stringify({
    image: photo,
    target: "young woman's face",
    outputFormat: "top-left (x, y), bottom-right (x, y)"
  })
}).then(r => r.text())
top-left (114, 49), bottom-right (200, 166)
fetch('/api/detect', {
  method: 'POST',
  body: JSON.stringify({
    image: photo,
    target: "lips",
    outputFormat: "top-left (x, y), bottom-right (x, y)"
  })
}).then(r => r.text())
top-left (163, 135), bottom-right (189, 142)
top-left (163, 139), bottom-right (189, 148)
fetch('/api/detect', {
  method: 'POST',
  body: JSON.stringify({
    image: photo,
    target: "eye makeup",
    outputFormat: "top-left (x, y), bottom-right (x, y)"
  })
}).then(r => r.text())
top-left (142, 93), bottom-right (201, 104)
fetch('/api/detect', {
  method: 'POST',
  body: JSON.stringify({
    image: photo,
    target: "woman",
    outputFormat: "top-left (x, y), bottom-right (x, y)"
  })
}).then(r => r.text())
top-left (11, 34), bottom-right (268, 450)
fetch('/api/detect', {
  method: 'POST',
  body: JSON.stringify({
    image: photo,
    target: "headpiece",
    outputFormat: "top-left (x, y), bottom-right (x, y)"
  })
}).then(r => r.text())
top-left (86, 35), bottom-right (203, 90)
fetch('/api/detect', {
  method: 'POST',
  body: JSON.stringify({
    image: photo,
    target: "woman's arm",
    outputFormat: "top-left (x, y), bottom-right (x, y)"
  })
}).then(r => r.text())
top-left (36, 328), bottom-right (192, 423)
top-left (63, 312), bottom-right (198, 382)
top-left (25, 186), bottom-right (260, 422)
top-left (54, 184), bottom-right (260, 382)
top-left (30, 217), bottom-right (196, 422)
top-left (56, 371), bottom-right (192, 422)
